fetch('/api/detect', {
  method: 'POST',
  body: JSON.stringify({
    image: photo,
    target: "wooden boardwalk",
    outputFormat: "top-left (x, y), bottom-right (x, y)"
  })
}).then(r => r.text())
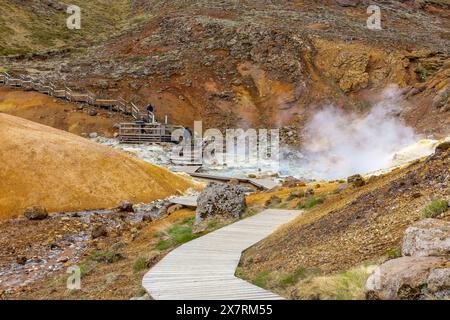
top-left (143, 209), bottom-right (301, 300)
top-left (169, 196), bottom-right (198, 207)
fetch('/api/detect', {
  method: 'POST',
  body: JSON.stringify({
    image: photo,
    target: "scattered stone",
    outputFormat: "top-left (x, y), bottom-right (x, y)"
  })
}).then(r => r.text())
top-left (265, 195), bottom-right (282, 207)
top-left (16, 256), bottom-right (27, 265)
top-left (283, 176), bottom-right (306, 188)
top-left (336, 183), bottom-right (348, 192)
top-left (402, 219), bottom-right (450, 257)
top-left (347, 174), bottom-right (365, 187)
top-left (89, 132), bottom-right (98, 139)
top-left (117, 200), bottom-right (134, 213)
top-left (91, 225), bottom-right (108, 239)
top-left (88, 109), bottom-right (98, 116)
top-left (57, 256), bottom-right (69, 263)
top-left (306, 188), bottom-right (315, 196)
top-left (24, 206), bottom-right (48, 220)
top-left (229, 178), bottom-right (240, 185)
top-left (289, 190), bottom-right (305, 198)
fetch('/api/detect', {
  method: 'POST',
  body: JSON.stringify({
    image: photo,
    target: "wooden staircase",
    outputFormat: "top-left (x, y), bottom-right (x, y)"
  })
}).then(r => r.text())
top-left (0, 71), bottom-right (186, 144)
top-left (0, 72), bottom-right (153, 122)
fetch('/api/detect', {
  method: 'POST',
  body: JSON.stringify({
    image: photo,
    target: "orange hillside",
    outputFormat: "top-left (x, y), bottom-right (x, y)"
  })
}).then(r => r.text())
top-left (0, 113), bottom-right (196, 220)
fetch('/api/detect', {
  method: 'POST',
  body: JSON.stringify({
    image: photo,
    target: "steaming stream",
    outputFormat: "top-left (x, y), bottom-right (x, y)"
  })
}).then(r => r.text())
top-left (94, 86), bottom-right (448, 181)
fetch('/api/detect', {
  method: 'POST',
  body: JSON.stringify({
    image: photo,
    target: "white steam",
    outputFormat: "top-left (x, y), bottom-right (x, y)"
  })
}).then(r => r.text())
top-left (299, 85), bottom-right (417, 180)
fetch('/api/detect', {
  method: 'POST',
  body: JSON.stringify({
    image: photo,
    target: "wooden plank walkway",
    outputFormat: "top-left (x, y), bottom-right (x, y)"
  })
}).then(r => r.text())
top-left (169, 196), bottom-right (198, 207)
top-left (170, 166), bottom-right (202, 174)
top-left (142, 209), bottom-right (301, 300)
top-left (188, 172), bottom-right (280, 191)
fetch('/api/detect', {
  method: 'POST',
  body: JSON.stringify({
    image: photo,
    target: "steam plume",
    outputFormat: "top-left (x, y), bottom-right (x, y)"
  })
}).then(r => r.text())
top-left (299, 85), bottom-right (417, 179)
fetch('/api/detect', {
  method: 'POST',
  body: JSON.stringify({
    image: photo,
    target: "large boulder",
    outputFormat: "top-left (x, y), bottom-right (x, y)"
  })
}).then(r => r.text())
top-left (402, 219), bottom-right (450, 257)
top-left (365, 256), bottom-right (447, 300)
top-left (195, 183), bottom-right (246, 224)
top-left (427, 268), bottom-right (450, 297)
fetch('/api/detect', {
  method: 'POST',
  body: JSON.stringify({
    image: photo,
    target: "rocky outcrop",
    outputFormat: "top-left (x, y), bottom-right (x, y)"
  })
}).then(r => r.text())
top-left (365, 256), bottom-right (447, 300)
top-left (365, 218), bottom-right (450, 300)
top-left (402, 219), bottom-right (450, 257)
top-left (194, 183), bottom-right (246, 231)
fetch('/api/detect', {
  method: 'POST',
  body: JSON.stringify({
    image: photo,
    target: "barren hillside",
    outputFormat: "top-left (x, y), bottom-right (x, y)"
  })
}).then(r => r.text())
top-left (1, 0), bottom-right (449, 136)
top-left (0, 87), bottom-right (130, 137)
top-left (0, 113), bottom-right (195, 219)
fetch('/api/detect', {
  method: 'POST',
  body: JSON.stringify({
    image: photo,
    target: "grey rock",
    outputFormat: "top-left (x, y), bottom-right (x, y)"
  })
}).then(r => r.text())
top-left (365, 256), bottom-right (446, 300)
top-left (402, 219), bottom-right (450, 257)
top-left (427, 268), bottom-right (450, 294)
top-left (195, 182), bottom-right (246, 223)
top-left (24, 206), bottom-right (48, 220)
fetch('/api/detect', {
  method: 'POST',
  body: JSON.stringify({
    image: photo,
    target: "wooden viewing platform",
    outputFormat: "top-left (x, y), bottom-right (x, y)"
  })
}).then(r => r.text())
top-left (143, 209), bottom-right (302, 300)
top-left (0, 71), bottom-right (184, 144)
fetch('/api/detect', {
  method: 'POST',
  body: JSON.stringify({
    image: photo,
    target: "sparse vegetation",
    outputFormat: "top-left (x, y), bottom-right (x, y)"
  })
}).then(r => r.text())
top-left (385, 247), bottom-right (402, 259)
top-left (254, 271), bottom-right (272, 288)
top-left (280, 267), bottom-right (307, 288)
top-left (294, 265), bottom-right (376, 300)
top-left (154, 216), bottom-right (199, 251)
top-left (296, 196), bottom-right (325, 210)
top-left (133, 257), bottom-right (148, 273)
top-left (422, 199), bottom-right (448, 218)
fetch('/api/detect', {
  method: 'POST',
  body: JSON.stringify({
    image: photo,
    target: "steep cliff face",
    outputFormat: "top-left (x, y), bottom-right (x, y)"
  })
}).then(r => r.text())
top-left (1, 1), bottom-right (449, 135)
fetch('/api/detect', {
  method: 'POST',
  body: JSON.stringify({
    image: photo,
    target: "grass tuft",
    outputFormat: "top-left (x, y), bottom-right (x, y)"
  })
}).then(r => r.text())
top-left (133, 257), bottom-right (148, 273)
top-left (294, 265), bottom-right (375, 300)
top-left (422, 199), bottom-right (448, 218)
top-left (296, 196), bottom-right (325, 210)
top-left (280, 267), bottom-right (307, 287)
top-left (254, 271), bottom-right (272, 288)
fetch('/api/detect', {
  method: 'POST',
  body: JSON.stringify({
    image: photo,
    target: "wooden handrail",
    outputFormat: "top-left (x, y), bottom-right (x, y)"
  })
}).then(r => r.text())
top-left (0, 71), bottom-right (162, 125)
